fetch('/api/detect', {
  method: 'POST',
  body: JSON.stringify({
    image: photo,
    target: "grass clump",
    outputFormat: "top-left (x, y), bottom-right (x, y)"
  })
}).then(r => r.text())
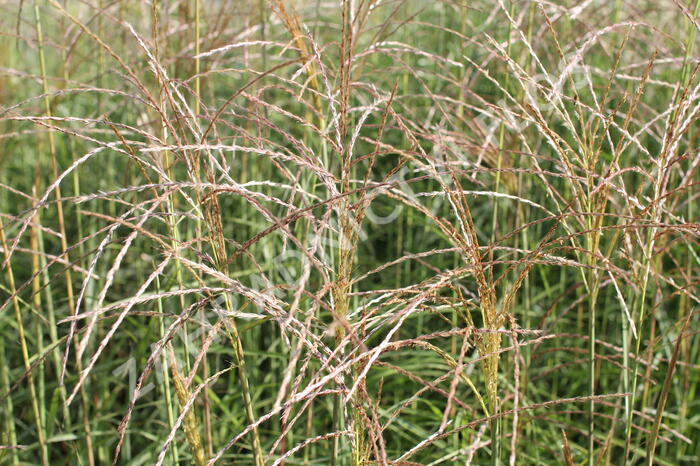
top-left (1, 1), bottom-right (699, 464)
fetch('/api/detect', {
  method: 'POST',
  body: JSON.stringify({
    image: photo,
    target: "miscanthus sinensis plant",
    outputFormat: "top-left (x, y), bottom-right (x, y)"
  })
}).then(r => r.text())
top-left (1, 0), bottom-right (699, 464)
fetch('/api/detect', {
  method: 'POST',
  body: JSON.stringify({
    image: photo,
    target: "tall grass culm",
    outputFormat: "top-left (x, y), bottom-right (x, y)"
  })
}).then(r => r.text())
top-left (1, 1), bottom-right (699, 464)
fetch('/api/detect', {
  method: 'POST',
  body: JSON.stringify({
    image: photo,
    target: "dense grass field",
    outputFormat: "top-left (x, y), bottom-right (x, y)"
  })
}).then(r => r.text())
top-left (1, 0), bottom-right (699, 464)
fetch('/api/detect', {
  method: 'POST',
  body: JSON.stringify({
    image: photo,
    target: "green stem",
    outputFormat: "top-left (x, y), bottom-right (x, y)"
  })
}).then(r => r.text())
top-left (0, 218), bottom-right (48, 465)
top-left (0, 334), bottom-right (19, 465)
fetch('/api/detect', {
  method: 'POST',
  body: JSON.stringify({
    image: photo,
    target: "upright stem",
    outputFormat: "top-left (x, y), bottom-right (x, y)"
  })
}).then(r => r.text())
top-left (332, 2), bottom-right (356, 463)
top-left (587, 260), bottom-right (598, 466)
top-left (223, 300), bottom-right (265, 466)
top-left (34, 3), bottom-right (95, 462)
top-left (489, 3), bottom-right (515, 463)
top-left (0, 332), bottom-right (19, 465)
top-left (156, 274), bottom-right (180, 464)
top-left (206, 189), bottom-right (263, 464)
top-left (0, 218), bottom-right (48, 465)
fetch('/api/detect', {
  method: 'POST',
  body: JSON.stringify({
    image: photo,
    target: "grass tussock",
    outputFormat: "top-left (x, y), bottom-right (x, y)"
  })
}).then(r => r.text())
top-left (1, 1), bottom-right (699, 464)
